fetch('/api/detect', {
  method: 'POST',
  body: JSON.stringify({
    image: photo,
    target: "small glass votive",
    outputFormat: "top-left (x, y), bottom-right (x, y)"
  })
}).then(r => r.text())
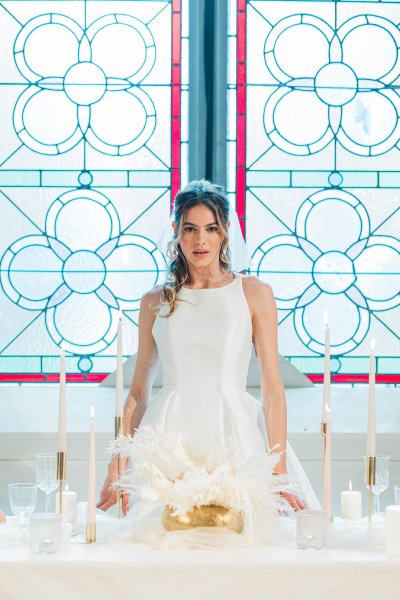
top-left (29, 513), bottom-right (62, 553)
top-left (394, 484), bottom-right (400, 505)
top-left (296, 509), bottom-right (328, 549)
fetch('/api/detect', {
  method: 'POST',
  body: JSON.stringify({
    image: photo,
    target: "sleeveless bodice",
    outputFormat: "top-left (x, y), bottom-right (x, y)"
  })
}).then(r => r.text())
top-left (152, 273), bottom-right (252, 393)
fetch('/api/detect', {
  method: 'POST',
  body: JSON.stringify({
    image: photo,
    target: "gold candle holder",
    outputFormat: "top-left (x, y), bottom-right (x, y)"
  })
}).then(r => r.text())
top-left (56, 451), bottom-right (67, 515)
top-left (86, 523), bottom-right (96, 543)
top-left (365, 456), bottom-right (376, 523)
top-left (114, 416), bottom-right (125, 519)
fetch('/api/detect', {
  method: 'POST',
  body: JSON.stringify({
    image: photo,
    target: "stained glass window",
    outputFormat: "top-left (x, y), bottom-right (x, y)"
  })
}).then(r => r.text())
top-left (228, 0), bottom-right (400, 383)
top-left (0, 0), bottom-right (188, 382)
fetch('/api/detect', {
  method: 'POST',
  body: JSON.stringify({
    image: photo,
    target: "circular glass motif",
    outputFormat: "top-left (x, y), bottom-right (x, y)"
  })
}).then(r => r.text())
top-left (64, 62), bottom-right (107, 105)
top-left (313, 251), bottom-right (356, 293)
top-left (63, 251), bottom-right (105, 293)
top-left (315, 62), bottom-right (357, 106)
top-left (78, 356), bottom-right (93, 373)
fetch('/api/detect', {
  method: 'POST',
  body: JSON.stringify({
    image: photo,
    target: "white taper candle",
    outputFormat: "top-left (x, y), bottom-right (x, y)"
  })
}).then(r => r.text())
top-left (322, 316), bottom-right (330, 422)
top-left (87, 406), bottom-right (96, 525)
top-left (323, 405), bottom-right (332, 518)
top-left (57, 347), bottom-right (67, 452)
top-left (116, 311), bottom-right (123, 417)
top-left (366, 338), bottom-right (376, 457)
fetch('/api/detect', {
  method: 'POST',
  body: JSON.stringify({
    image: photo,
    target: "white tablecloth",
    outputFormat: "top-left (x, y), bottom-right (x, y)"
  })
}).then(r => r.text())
top-left (1, 517), bottom-right (399, 600)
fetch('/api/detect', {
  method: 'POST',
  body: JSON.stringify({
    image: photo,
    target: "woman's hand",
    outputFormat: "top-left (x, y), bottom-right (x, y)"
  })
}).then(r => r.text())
top-left (96, 457), bottom-right (129, 515)
top-left (279, 490), bottom-right (307, 512)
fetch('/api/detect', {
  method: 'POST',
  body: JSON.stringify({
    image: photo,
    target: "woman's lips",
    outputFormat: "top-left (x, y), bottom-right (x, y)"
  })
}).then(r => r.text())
top-left (193, 250), bottom-right (208, 256)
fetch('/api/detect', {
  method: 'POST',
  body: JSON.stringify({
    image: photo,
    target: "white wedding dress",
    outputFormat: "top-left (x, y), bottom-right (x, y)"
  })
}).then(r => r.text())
top-left (119, 273), bottom-right (319, 548)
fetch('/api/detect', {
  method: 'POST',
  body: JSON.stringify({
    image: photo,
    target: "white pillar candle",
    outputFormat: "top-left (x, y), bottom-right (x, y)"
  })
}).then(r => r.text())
top-left (56, 484), bottom-right (77, 525)
top-left (87, 406), bottom-right (96, 526)
top-left (322, 318), bottom-right (330, 422)
top-left (366, 338), bottom-right (376, 457)
top-left (322, 406), bottom-right (331, 518)
top-left (385, 505), bottom-right (400, 556)
top-left (340, 481), bottom-right (361, 520)
top-left (57, 347), bottom-right (67, 452)
top-left (116, 311), bottom-right (124, 418)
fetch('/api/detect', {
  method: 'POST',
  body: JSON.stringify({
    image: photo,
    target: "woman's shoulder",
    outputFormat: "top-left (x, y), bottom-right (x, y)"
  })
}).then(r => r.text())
top-left (241, 275), bottom-right (274, 300)
top-left (140, 284), bottom-right (163, 313)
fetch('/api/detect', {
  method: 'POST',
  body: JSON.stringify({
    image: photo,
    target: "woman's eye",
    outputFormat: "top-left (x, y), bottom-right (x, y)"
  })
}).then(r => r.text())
top-left (208, 226), bottom-right (218, 232)
top-left (184, 226), bottom-right (194, 232)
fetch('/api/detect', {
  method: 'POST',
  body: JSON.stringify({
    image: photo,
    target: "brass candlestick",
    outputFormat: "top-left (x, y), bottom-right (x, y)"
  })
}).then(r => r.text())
top-left (115, 416), bottom-right (125, 519)
top-left (56, 451), bottom-right (67, 515)
top-left (365, 456), bottom-right (376, 523)
top-left (86, 523), bottom-right (96, 543)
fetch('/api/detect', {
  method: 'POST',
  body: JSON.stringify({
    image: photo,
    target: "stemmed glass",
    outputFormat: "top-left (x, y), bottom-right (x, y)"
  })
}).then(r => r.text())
top-left (36, 453), bottom-right (58, 512)
top-left (9, 483), bottom-right (37, 524)
top-left (371, 454), bottom-right (390, 514)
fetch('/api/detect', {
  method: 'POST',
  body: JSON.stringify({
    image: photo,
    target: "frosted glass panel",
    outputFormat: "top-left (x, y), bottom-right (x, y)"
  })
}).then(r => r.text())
top-left (227, 0), bottom-right (400, 379)
top-left (0, 0), bottom-right (188, 379)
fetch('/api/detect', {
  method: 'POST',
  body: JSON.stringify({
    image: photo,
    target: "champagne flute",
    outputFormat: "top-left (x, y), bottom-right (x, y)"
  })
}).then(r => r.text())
top-left (9, 483), bottom-right (37, 525)
top-left (36, 453), bottom-right (58, 512)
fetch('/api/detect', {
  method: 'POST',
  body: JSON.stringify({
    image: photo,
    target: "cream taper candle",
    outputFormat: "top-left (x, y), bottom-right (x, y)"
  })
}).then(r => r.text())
top-left (366, 338), bottom-right (376, 457)
top-left (57, 347), bottom-right (66, 452)
top-left (340, 481), bottom-right (361, 520)
top-left (116, 311), bottom-right (123, 417)
top-left (87, 406), bottom-right (96, 526)
top-left (323, 405), bottom-right (332, 518)
top-left (322, 317), bottom-right (330, 422)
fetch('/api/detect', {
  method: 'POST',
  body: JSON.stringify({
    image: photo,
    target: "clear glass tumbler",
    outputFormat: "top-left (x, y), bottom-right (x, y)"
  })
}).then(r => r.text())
top-left (29, 513), bottom-right (62, 553)
top-left (9, 483), bottom-right (37, 525)
top-left (296, 509), bottom-right (328, 549)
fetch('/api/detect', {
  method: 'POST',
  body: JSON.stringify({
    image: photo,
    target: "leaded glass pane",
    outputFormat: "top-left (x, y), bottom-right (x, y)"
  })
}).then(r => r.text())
top-left (0, 0), bottom-right (188, 380)
top-left (227, 0), bottom-right (400, 381)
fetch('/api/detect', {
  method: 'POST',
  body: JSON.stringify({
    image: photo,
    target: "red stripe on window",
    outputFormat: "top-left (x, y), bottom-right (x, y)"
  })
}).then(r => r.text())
top-left (237, 11), bottom-right (246, 63)
top-left (172, 13), bottom-right (181, 64)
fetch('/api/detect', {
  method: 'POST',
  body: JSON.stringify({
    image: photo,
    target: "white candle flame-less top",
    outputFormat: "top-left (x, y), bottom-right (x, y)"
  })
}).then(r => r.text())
top-left (340, 480), bottom-right (362, 520)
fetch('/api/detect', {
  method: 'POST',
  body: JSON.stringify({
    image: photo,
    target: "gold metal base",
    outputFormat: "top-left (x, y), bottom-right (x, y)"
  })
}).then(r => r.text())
top-left (86, 523), bottom-right (96, 543)
top-left (163, 505), bottom-right (244, 533)
top-left (365, 456), bottom-right (376, 487)
top-left (320, 421), bottom-right (327, 437)
top-left (57, 451), bottom-right (67, 481)
top-left (114, 416), bottom-right (125, 438)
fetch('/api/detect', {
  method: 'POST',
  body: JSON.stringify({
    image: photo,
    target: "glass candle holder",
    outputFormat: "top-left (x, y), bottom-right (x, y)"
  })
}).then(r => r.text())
top-left (29, 513), bottom-right (62, 553)
top-left (296, 509), bottom-right (328, 549)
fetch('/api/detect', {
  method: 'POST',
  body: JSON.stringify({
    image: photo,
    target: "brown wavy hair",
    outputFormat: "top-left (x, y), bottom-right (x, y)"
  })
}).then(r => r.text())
top-left (160, 180), bottom-right (231, 316)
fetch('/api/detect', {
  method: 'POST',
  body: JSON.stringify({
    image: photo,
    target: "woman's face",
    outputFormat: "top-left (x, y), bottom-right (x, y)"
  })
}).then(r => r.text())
top-left (174, 204), bottom-right (226, 271)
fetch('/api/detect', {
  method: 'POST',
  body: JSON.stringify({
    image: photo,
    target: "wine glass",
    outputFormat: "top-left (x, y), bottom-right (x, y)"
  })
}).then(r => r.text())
top-left (9, 483), bottom-right (37, 524)
top-left (36, 453), bottom-right (58, 512)
top-left (372, 454), bottom-right (390, 514)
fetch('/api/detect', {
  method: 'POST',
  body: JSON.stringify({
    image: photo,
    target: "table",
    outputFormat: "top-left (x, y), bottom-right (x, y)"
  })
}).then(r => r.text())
top-left (1, 517), bottom-right (399, 600)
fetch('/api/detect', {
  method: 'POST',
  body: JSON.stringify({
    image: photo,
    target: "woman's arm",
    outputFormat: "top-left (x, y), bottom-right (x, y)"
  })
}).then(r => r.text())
top-left (243, 277), bottom-right (306, 511)
top-left (96, 288), bottom-right (160, 513)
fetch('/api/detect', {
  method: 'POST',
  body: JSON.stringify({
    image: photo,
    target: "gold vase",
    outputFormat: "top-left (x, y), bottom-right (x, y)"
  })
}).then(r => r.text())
top-left (162, 504), bottom-right (244, 533)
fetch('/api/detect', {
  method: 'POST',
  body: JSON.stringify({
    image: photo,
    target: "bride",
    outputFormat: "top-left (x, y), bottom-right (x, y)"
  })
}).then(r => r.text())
top-left (97, 180), bottom-right (319, 542)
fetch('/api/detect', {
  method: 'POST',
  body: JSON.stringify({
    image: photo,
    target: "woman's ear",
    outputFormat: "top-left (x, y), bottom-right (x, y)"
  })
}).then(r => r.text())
top-left (226, 221), bottom-right (230, 230)
top-left (172, 221), bottom-right (177, 234)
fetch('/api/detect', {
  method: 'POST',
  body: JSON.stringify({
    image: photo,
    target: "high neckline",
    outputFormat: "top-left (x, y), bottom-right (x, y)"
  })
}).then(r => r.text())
top-left (181, 272), bottom-right (238, 291)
